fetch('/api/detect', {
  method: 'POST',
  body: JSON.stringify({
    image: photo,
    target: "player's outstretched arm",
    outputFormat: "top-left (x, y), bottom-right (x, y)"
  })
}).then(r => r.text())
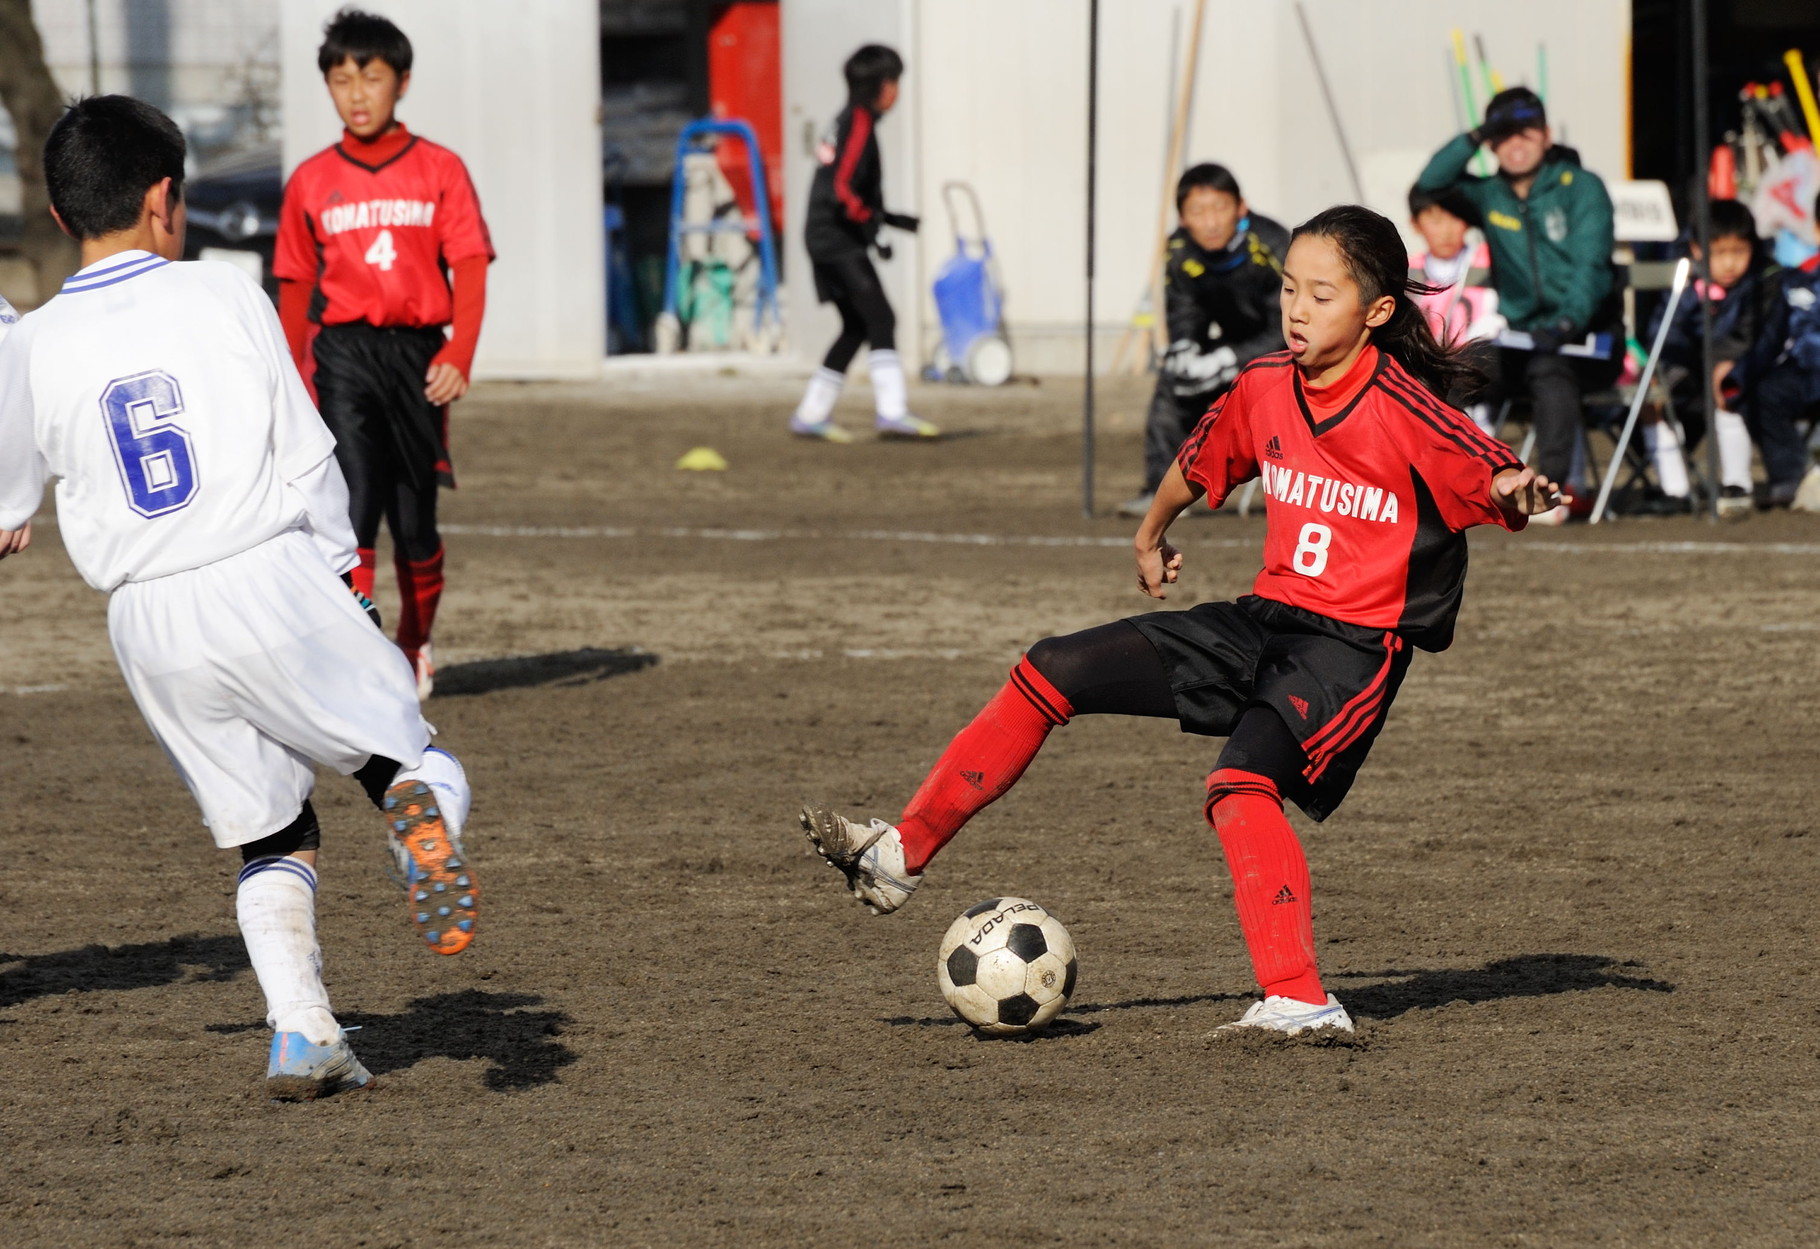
top-left (1490, 466), bottom-right (1564, 515)
top-left (1134, 461), bottom-right (1202, 599)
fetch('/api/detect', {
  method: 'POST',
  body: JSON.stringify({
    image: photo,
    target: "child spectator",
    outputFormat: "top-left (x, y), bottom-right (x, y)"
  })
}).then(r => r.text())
top-left (1643, 198), bottom-right (1776, 516)
top-left (1725, 191), bottom-right (1820, 508)
top-left (1407, 184), bottom-right (1499, 435)
top-left (1418, 87), bottom-right (1623, 521)
top-left (788, 44), bottom-right (933, 442)
top-left (275, 8), bottom-right (495, 698)
top-left (1118, 164), bottom-right (1288, 518)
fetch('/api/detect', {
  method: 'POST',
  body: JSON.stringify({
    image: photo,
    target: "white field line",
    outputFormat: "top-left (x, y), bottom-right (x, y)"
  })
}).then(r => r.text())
top-left (440, 522), bottom-right (1820, 557)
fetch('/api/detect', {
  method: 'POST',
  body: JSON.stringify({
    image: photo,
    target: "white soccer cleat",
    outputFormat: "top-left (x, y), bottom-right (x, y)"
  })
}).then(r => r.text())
top-left (1218, 993), bottom-right (1354, 1035)
top-left (800, 804), bottom-right (922, 914)
top-left (383, 747), bottom-right (477, 955)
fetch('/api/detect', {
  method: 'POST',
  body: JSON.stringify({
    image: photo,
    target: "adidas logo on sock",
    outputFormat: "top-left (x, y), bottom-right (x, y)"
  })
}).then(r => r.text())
top-left (1265, 435), bottom-right (1284, 461)
top-left (960, 769), bottom-right (985, 791)
top-left (1271, 885), bottom-right (1297, 905)
top-left (1287, 694), bottom-right (1310, 719)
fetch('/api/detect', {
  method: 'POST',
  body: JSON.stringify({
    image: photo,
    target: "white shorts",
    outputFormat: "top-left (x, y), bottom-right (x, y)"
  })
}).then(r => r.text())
top-left (108, 529), bottom-right (430, 848)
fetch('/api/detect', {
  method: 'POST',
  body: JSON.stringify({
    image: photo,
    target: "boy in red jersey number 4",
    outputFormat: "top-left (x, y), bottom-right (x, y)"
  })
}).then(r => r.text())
top-left (803, 206), bottom-right (1560, 1035)
top-left (275, 9), bottom-right (495, 698)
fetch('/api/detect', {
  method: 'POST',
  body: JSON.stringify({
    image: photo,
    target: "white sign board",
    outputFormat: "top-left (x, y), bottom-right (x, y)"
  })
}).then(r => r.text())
top-left (1610, 180), bottom-right (1679, 243)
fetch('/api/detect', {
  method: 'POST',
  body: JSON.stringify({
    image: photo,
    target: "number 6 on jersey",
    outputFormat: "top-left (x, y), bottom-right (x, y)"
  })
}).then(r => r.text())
top-left (102, 370), bottom-right (198, 517)
top-left (1292, 522), bottom-right (1331, 577)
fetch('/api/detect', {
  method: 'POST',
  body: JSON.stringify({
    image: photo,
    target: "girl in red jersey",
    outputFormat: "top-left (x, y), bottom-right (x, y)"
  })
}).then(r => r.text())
top-left (802, 205), bottom-right (1562, 1034)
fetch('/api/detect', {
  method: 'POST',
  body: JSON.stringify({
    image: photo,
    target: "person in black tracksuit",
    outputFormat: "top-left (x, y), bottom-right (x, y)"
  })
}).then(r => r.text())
top-left (789, 44), bottom-right (935, 442)
top-left (1120, 163), bottom-right (1289, 517)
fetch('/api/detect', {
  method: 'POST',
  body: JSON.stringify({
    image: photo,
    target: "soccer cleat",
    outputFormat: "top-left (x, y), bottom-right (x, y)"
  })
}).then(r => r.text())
top-left (1717, 485), bottom-right (1753, 521)
top-left (414, 643), bottom-right (435, 700)
top-left (789, 418), bottom-right (855, 444)
top-left (384, 771), bottom-right (478, 955)
top-left (799, 804), bottom-right (922, 914)
top-left (875, 413), bottom-right (941, 440)
top-left (266, 1030), bottom-right (373, 1100)
top-left (1217, 993), bottom-right (1354, 1035)
top-left (1116, 492), bottom-right (1156, 519)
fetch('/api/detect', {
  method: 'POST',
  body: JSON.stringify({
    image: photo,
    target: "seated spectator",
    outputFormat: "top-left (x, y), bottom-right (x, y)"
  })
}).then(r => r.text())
top-left (1407, 183), bottom-right (1500, 435)
top-left (1417, 87), bottom-right (1624, 523)
top-left (1644, 198), bottom-right (1777, 517)
top-left (1725, 192), bottom-right (1820, 509)
top-left (1118, 163), bottom-right (1288, 518)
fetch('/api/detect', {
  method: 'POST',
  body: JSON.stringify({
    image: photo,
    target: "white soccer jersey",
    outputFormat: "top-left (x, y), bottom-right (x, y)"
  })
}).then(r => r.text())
top-left (0, 251), bottom-right (356, 590)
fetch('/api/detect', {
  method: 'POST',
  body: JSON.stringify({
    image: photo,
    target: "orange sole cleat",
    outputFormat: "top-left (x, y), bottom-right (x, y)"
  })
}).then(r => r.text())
top-left (384, 779), bottom-right (477, 955)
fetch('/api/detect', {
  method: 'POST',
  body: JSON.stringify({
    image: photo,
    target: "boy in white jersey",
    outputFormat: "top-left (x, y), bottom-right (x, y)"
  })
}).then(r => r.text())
top-left (0, 97), bottom-right (480, 1100)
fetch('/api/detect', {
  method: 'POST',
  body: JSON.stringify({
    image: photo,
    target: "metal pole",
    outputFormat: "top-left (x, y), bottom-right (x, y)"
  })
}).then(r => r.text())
top-left (1592, 258), bottom-right (1689, 523)
top-left (1692, 0), bottom-right (1719, 520)
top-left (86, 0), bottom-right (101, 94)
top-left (1294, 1), bottom-right (1363, 201)
top-left (1083, 0), bottom-right (1099, 518)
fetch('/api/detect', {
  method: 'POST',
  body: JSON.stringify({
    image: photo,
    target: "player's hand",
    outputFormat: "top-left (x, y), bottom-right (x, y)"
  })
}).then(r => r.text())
top-left (0, 522), bottom-right (32, 561)
top-left (1135, 537), bottom-right (1184, 599)
top-left (1491, 466), bottom-right (1564, 515)
top-left (424, 361), bottom-right (469, 405)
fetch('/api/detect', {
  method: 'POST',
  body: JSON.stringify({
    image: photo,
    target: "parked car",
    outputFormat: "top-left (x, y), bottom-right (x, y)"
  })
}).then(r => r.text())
top-left (182, 142), bottom-right (281, 297)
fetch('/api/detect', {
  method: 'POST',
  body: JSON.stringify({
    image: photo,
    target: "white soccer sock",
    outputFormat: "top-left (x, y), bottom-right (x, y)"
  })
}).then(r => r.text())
top-left (1643, 422), bottom-right (1690, 498)
top-left (1467, 402), bottom-right (1498, 439)
top-left (236, 855), bottom-right (338, 1045)
top-left (868, 349), bottom-right (908, 420)
top-left (391, 745), bottom-right (470, 836)
top-left (1715, 410), bottom-right (1754, 490)
top-left (791, 367), bottom-right (844, 428)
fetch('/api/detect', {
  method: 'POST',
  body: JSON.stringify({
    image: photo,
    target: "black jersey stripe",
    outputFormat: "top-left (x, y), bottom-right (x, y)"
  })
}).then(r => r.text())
top-left (1379, 374), bottom-right (1520, 470)
top-left (1377, 366), bottom-right (1518, 466)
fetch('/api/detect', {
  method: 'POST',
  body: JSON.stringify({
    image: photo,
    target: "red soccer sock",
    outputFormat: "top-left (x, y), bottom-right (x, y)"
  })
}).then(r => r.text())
top-left (1205, 769), bottom-right (1325, 1005)
top-left (393, 546), bottom-right (446, 663)
top-left (351, 547), bottom-right (377, 600)
top-left (896, 658), bottom-right (1074, 874)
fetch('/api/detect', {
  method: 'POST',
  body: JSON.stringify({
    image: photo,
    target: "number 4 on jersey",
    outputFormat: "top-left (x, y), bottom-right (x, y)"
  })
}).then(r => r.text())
top-left (364, 229), bottom-right (397, 271)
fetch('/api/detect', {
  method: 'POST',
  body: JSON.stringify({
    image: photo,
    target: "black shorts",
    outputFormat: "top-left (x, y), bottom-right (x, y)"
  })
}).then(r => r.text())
top-left (810, 250), bottom-right (878, 306)
top-left (312, 323), bottom-right (453, 492)
top-left (1127, 596), bottom-right (1412, 821)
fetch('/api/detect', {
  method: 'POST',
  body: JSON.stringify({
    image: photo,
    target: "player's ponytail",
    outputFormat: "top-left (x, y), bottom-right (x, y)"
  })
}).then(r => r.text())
top-left (1292, 204), bottom-right (1482, 402)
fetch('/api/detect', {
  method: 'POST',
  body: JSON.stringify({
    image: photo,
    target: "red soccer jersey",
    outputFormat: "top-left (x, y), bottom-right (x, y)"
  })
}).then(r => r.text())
top-left (1177, 347), bottom-right (1523, 651)
top-left (275, 125), bottom-right (494, 329)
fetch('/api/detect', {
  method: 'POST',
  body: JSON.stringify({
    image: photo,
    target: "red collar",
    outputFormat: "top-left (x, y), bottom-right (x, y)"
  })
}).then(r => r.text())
top-left (337, 123), bottom-right (413, 169)
top-left (1302, 345), bottom-right (1379, 421)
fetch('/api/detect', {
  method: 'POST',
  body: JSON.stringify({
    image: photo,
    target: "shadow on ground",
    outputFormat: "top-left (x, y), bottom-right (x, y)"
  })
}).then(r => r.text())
top-left (432, 647), bottom-right (658, 698)
top-left (206, 989), bottom-right (578, 1090)
top-left (0, 933), bottom-right (247, 1009)
top-left (341, 989), bottom-right (578, 1089)
top-left (1333, 953), bottom-right (1674, 1020)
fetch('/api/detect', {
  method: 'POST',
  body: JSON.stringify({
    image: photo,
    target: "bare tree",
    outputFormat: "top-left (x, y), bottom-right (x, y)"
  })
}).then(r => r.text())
top-left (0, 0), bottom-right (79, 304)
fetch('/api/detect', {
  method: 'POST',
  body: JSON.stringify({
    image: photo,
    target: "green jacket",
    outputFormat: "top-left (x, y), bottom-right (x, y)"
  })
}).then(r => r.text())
top-left (1416, 133), bottom-right (1617, 336)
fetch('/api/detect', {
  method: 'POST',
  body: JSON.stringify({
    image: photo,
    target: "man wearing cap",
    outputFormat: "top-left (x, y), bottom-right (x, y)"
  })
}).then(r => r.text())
top-left (1417, 87), bottom-right (1622, 520)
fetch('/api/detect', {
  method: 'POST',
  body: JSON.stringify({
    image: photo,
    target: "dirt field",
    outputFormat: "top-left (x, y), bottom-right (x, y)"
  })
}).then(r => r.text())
top-left (5, 369), bottom-right (1820, 1247)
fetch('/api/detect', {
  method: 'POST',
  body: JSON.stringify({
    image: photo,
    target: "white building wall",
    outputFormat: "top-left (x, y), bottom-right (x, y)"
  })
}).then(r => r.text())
top-left (785, 0), bottom-right (1630, 374)
top-left (280, 0), bottom-right (604, 379)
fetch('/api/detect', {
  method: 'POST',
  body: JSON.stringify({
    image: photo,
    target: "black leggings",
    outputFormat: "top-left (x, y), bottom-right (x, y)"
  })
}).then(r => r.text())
top-left (817, 253), bottom-right (896, 373)
top-left (1024, 621), bottom-right (1307, 793)
top-left (346, 462), bottom-right (440, 563)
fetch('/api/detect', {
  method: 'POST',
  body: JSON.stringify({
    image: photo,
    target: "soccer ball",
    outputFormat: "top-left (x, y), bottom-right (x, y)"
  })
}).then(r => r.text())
top-left (937, 897), bottom-right (1078, 1036)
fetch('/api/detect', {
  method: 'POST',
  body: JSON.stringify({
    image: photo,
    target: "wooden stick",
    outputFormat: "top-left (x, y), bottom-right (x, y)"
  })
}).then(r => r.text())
top-left (1111, 0), bottom-right (1206, 375)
